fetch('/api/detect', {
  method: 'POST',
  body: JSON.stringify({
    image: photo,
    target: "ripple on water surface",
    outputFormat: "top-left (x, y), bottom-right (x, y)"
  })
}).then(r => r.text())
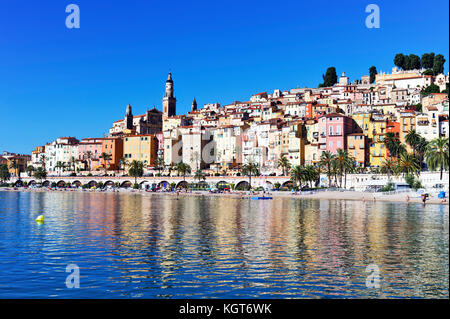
top-left (0, 191), bottom-right (448, 298)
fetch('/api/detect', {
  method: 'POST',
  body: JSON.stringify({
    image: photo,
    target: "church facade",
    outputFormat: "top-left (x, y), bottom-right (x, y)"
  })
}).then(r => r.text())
top-left (108, 73), bottom-right (178, 136)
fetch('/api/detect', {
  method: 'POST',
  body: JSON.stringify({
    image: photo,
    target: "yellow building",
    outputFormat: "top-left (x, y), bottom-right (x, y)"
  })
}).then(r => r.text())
top-left (368, 119), bottom-right (386, 139)
top-left (399, 111), bottom-right (416, 145)
top-left (123, 134), bottom-right (158, 168)
top-left (369, 133), bottom-right (387, 167)
top-left (352, 113), bottom-right (371, 137)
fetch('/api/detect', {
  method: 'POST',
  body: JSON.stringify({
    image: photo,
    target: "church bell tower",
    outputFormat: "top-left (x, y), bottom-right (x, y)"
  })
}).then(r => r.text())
top-left (163, 72), bottom-right (176, 117)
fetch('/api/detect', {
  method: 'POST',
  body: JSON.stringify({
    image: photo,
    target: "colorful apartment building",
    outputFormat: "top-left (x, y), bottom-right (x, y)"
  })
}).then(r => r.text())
top-left (347, 133), bottom-right (368, 167)
top-left (123, 134), bottom-right (158, 168)
top-left (101, 137), bottom-right (124, 170)
top-left (369, 133), bottom-right (387, 167)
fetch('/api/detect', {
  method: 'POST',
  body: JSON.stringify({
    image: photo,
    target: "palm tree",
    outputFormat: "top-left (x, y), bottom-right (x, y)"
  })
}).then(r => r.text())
top-left (118, 157), bottom-right (128, 176)
top-left (415, 137), bottom-right (428, 170)
top-left (85, 151), bottom-right (93, 173)
top-left (319, 151), bottom-right (334, 188)
top-left (39, 154), bottom-right (46, 171)
top-left (405, 129), bottom-right (421, 156)
top-left (303, 165), bottom-right (319, 188)
top-left (69, 156), bottom-right (77, 174)
top-left (381, 158), bottom-right (398, 180)
top-left (26, 165), bottom-right (35, 177)
top-left (0, 164), bottom-right (11, 183)
top-left (33, 167), bottom-right (47, 184)
top-left (194, 169), bottom-right (206, 183)
top-left (277, 155), bottom-right (291, 176)
top-left (398, 153), bottom-right (421, 176)
top-left (334, 149), bottom-right (354, 188)
top-left (128, 160), bottom-right (144, 186)
top-left (384, 132), bottom-right (406, 159)
top-left (9, 159), bottom-right (19, 178)
top-left (99, 152), bottom-right (112, 176)
top-left (155, 156), bottom-right (165, 176)
top-left (425, 137), bottom-right (449, 180)
top-left (176, 162), bottom-right (191, 181)
top-left (290, 165), bottom-right (307, 190)
top-left (241, 162), bottom-right (259, 190)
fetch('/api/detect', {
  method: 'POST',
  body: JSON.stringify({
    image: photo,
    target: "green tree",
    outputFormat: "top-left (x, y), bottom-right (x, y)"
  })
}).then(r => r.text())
top-left (319, 67), bottom-right (337, 87)
top-left (69, 156), bottom-right (77, 174)
top-left (433, 54), bottom-right (446, 75)
top-left (241, 162), bottom-right (259, 190)
top-left (99, 152), bottom-right (112, 176)
top-left (194, 169), bottom-right (206, 183)
top-left (9, 159), bottom-right (20, 178)
top-left (0, 164), bottom-right (10, 183)
top-left (290, 165), bottom-right (307, 190)
top-left (369, 66), bottom-right (377, 84)
top-left (421, 84), bottom-right (441, 96)
top-left (381, 158), bottom-right (398, 180)
top-left (33, 167), bottom-right (47, 183)
top-left (394, 53), bottom-right (405, 70)
top-left (384, 132), bottom-right (406, 159)
top-left (334, 149), bottom-right (354, 188)
top-left (407, 54), bottom-right (421, 70)
top-left (405, 129), bottom-right (421, 156)
top-left (425, 137), bottom-right (449, 180)
top-left (39, 154), bottom-right (46, 171)
top-left (155, 156), bottom-right (165, 176)
top-left (176, 162), bottom-right (191, 181)
top-left (128, 160), bottom-right (144, 185)
top-left (319, 151), bottom-right (334, 187)
top-left (119, 157), bottom-right (128, 175)
top-left (277, 155), bottom-right (291, 176)
top-left (421, 53), bottom-right (435, 70)
top-left (26, 165), bottom-right (35, 177)
top-left (398, 153), bottom-right (420, 176)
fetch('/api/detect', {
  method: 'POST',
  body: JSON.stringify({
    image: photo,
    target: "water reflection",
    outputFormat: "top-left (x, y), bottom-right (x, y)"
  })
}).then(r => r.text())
top-left (0, 191), bottom-right (447, 298)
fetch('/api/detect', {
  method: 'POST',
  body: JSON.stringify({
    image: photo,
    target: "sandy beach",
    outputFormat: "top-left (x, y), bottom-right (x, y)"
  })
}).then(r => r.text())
top-left (1, 187), bottom-right (448, 205)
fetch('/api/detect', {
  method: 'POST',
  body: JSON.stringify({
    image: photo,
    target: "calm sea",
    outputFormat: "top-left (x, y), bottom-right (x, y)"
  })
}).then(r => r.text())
top-left (0, 191), bottom-right (448, 298)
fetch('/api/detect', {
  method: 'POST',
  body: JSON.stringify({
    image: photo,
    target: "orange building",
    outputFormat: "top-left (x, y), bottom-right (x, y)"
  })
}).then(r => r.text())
top-left (347, 133), bottom-right (368, 167)
top-left (101, 137), bottom-right (124, 170)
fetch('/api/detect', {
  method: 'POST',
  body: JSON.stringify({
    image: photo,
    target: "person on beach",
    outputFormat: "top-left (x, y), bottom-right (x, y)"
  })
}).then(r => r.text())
top-left (405, 195), bottom-right (410, 203)
top-left (421, 193), bottom-right (428, 205)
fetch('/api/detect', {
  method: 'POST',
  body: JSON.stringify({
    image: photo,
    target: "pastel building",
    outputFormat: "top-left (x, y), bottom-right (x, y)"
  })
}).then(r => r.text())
top-left (45, 137), bottom-right (79, 174)
top-left (369, 134), bottom-right (387, 167)
top-left (77, 138), bottom-right (103, 171)
top-left (123, 134), bottom-right (158, 168)
top-left (318, 113), bottom-right (354, 155)
top-left (347, 133), bottom-right (368, 167)
top-left (101, 137), bottom-right (124, 170)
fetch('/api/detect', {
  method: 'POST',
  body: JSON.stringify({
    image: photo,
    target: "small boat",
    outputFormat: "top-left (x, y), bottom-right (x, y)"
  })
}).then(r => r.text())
top-left (251, 196), bottom-right (273, 200)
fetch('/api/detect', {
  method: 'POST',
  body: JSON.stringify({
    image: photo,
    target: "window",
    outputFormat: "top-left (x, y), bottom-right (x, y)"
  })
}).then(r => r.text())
top-left (337, 141), bottom-right (341, 148)
top-left (336, 125), bottom-right (341, 135)
top-left (329, 141), bottom-right (333, 148)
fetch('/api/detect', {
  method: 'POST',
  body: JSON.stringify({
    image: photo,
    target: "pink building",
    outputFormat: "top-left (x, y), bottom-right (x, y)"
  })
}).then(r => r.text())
top-left (318, 113), bottom-right (354, 155)
top-left (77, 138), bottom-right (104, 171)
top-left (156, 132), bottom-right (164, 158)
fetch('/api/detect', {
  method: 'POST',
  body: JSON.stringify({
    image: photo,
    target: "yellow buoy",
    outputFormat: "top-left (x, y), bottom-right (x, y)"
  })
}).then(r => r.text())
top-left (35, 215), bottom-right (45, 223)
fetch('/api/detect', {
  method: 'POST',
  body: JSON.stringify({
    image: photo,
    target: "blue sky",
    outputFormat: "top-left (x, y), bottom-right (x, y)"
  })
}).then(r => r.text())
top-left (1, 0), bottom-right (448, 154)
